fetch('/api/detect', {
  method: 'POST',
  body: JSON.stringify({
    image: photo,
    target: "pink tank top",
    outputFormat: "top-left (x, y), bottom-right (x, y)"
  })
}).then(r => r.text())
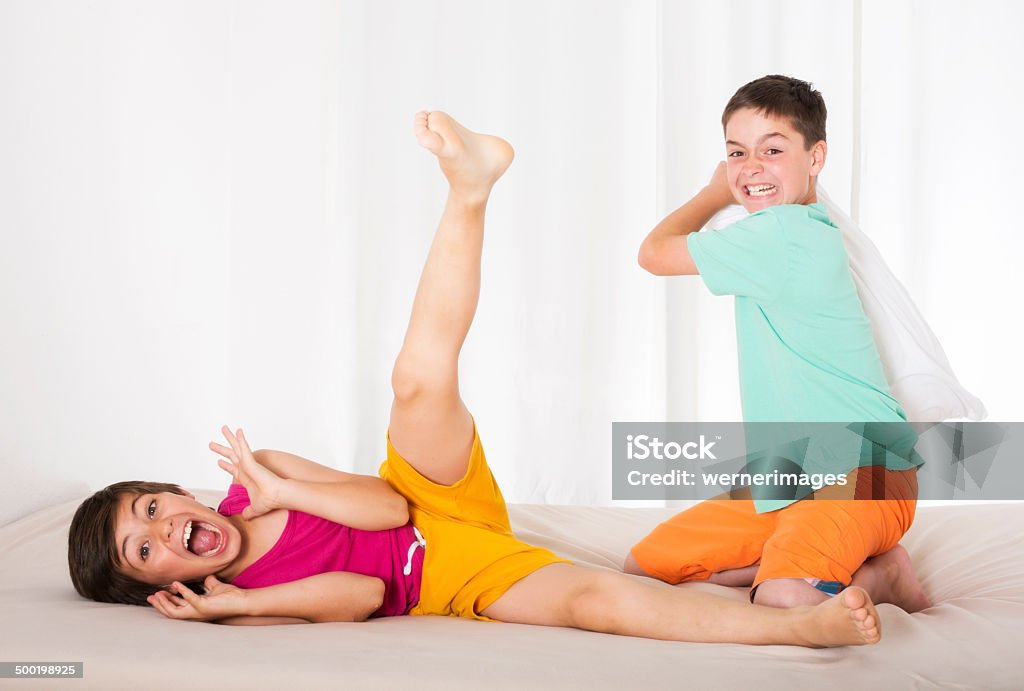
top-left (217, 484), bottom-right (423, 617)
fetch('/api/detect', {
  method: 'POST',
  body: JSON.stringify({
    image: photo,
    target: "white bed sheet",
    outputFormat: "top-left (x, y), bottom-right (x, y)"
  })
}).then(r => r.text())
top-left (1, 495), bottom-right (1022, 690)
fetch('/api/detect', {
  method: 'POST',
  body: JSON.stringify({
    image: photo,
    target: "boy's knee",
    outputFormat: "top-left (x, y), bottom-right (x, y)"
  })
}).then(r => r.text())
top-left (391, 355), bottom-right (455, 403)
top-left (623, 551), bottom-right (651, 577)
top-left (390, 360), bottom-right (423, 402)
top-left (567, 571), bottom-right (628, 632)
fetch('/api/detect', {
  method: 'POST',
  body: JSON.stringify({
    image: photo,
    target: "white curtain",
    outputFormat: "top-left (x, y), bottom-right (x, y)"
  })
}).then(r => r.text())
top-left (1, 0), bottom-right (1021, 505)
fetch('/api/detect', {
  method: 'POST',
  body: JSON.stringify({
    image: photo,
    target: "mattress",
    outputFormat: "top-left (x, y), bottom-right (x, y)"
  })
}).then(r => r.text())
top-left (1, 494), bottom-right (1021, 689)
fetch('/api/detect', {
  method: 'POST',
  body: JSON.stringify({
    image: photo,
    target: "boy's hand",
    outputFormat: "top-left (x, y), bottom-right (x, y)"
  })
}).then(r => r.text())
top-left (702, 161), bottom-right (736, 210)
top-left (210, 426), bottom-right (284, 519)
top-left (148, 576), bottom-right (248, 622)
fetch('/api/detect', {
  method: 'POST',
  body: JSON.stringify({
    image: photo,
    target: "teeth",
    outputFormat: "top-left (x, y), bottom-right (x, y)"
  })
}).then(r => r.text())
top-left (181, 520), bottom-right (223, 556)
top-left (746, 184), bottom-right (776, 197)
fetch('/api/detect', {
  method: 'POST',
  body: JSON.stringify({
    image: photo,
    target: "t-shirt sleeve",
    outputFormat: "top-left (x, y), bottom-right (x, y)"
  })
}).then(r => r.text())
top-left (686, 211), bottom-right (788, 302)
top-left (217, 483), bottom-right (250, 517)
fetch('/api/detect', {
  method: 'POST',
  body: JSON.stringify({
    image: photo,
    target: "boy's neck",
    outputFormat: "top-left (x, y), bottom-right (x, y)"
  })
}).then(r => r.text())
top-left (215, 511), bottom-right (258, 581)
top-left (803, 180), bottom-right (818, 205)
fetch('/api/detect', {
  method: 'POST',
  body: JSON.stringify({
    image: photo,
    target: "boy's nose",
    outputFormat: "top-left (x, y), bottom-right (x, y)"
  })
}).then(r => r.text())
top-left (156, 516), bottom-right (175, 545)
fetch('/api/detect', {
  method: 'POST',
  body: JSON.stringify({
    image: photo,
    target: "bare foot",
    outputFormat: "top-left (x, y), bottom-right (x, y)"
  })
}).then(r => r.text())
top-left (414, 111), bottom-right (514, 203)
top-left (850, 545), bottom-right (931, 613)
top-left (802, 586), bottom-right (881, 647)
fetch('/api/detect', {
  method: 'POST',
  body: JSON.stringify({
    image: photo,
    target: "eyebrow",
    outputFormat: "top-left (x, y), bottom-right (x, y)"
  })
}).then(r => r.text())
top-left (726, 132), bottom-right (790, 147)
top-left (120, 495), bottom-right (142, 566)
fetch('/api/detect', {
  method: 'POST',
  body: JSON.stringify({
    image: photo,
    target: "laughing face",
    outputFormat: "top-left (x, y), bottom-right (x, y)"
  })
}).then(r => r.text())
top-left (724, 107), bottom-right (826, 213)
top-left (114, 490), bottom-right (242, 586)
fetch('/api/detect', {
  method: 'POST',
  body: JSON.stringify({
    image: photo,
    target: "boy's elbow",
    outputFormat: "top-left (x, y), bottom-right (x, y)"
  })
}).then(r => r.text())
top-left (637, 241), bottom-right (659, 274)
top-left (392, 495), bottom-right (410, 527)
top-left (318, 579), bottom-right (385, 623)
top-left (378, 483), bottom-right (409, 528)
top-left (638, 243), bottom-right (671, 276)
top-left (365, 496), bottom-right (408, 531)
top-left (369, 580), bottom-right (386, 618)
top-left (352, 580), bottom-right (386, 623)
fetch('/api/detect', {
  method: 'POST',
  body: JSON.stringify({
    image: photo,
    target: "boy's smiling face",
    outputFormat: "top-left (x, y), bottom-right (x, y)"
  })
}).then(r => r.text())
top-left (724, 107), bottom-right (826, 213)
top-left (114, 490), bottom-right (242, 586)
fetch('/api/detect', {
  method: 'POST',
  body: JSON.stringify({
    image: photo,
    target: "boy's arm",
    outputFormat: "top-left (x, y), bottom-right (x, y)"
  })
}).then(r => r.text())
top-left (638, 162), bottom-right (736, 276)
top-left (254, 448), bottom-right (410, 530)
top-left (274, 473), bottom-right (409, 531)
top-left (214, 427), bottom-right (409, 531)
top-left (252, 447), bottom-right (366, 484)
top-left (150, 572), bottom-right (386, 625)
top-left (228, 572), bottom-right (386, 624)
top-left (214, 616), bottom-right (310, 625)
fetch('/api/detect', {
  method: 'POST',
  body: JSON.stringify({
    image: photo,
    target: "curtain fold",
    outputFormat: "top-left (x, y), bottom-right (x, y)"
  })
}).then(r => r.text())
top-left (1, 0), bottom-right (1019, 505)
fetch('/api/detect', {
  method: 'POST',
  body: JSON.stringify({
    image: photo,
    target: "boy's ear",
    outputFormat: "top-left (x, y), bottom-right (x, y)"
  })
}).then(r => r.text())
top-left (809, 140), bottom-right (827, 176)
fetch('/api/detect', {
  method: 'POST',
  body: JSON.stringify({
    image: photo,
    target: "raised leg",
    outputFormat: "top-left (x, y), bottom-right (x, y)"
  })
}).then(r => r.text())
top-left (481, 563), bottom-right (881, 647)
top-left (388, 112), bottom-right (514, 486)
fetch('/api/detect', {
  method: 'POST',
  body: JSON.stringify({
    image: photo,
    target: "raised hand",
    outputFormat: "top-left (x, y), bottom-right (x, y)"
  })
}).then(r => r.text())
top-left (704, 160), bottom-right (736, 210)
top-left (210, 426), bottom-right (284, 519)
top-left (147, 575), bottom-right (248, 622)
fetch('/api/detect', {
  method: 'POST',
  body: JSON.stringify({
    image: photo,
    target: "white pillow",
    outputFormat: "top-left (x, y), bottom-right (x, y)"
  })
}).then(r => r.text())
top-left (0, 461), bottom-right (90, 527)
top-left (705, 187), bottom-right (986, 422)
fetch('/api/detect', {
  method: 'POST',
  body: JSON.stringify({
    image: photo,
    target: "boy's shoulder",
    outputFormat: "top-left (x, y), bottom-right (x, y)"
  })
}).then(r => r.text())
top-left (730, 203), bottom-right (837, 243)
top-left (753, 202), bottom-right (832, 225)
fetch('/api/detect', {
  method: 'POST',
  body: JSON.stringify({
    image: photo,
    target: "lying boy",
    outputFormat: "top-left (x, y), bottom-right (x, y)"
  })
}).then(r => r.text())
top-left (66, 112), bottom-right (882, 647)
top-left (626, 75), bottom-right (931, 612)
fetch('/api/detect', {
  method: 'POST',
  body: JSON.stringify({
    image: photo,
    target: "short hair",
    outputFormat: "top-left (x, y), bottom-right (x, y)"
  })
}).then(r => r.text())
top-left (722, 75), bottom-right (827, 150)
top-left (68, 480), bottom-right (192, 605)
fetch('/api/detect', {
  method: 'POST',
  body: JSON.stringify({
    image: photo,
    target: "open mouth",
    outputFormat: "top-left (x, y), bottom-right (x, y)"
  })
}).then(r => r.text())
top-left (744, 183), bottom-right (777, 198)
top-left (182, 519), bottom-right (225, 557)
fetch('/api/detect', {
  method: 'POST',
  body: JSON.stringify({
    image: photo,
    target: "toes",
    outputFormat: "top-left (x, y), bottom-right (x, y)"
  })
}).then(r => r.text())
top-left (414, 121), bottom-right (445, 153)
top-left (853, 610), bottom-right (879, 644)
top-left (413, 110), bottom-right (430, 134)
top-left (426, 110), bottom-right (453, 131)
top-left (841, 585), bottom-right (868, 610)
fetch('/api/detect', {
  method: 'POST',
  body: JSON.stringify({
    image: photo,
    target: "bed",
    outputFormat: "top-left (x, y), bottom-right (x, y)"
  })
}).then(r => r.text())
top-left (2, 493), bottom-right (1022, 689)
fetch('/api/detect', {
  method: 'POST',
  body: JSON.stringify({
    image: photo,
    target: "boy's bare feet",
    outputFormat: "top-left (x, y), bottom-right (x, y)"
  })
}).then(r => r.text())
top-left (803, 586), bottom-right (881, 647)
top-left (414, 111), bottom-right (514, 203)
top-left (850, 545), bottom-right (931, 613)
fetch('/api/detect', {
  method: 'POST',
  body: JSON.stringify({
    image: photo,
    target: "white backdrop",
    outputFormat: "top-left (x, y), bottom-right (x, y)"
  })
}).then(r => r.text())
top-left (2, 0), bottom-right (1021, 506)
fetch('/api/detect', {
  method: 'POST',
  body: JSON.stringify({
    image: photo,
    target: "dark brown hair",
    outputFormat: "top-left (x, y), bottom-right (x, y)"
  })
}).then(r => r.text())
top-left (722, 75), bottom-right (827, 150)
top-left (68, 481), bottom-right (191, 605)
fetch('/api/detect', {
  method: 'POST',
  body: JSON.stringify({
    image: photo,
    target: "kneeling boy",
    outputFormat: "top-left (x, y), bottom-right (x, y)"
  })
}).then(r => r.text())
top-left (629, 75), bottom-right (929, 613)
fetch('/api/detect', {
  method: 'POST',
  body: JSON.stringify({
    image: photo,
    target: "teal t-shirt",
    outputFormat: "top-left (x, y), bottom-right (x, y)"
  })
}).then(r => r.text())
top-left (687, 203), bottom-right (923, 511)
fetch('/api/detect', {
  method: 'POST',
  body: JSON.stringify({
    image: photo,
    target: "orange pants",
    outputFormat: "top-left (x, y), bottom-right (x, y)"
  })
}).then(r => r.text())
top-left (630, 466), bottom-right (918, 590)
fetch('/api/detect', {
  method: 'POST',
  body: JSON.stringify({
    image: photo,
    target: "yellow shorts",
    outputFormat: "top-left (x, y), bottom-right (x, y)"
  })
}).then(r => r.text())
top-left (630, 466), bottom-right (918, 589)
top-left (378, 426), bottom-right (568, 621)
